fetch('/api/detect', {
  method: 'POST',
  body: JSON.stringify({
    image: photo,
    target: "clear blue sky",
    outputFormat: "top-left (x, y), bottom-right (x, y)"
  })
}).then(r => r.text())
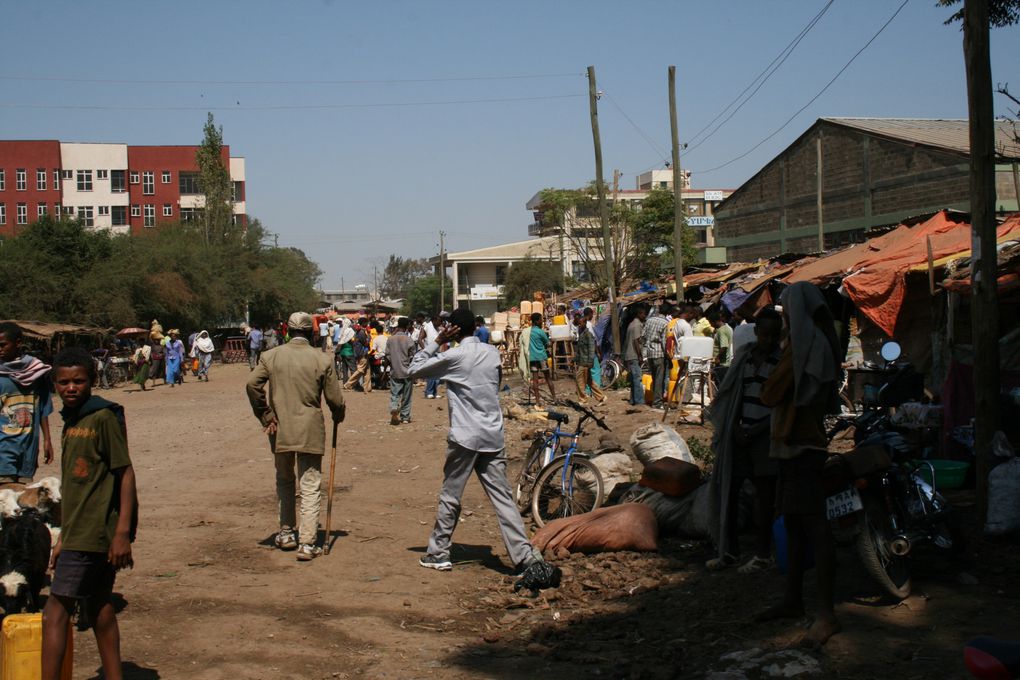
top-left (3, 1), bottom-right (1018, 290)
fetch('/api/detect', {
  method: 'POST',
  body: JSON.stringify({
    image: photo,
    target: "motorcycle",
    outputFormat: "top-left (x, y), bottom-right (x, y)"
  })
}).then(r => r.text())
top-left (824, 342), bottom-right (960, 599)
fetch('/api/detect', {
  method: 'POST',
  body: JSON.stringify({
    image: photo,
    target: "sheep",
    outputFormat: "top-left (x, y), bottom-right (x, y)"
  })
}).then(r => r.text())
top-left (0, 489), bottom-right (22, 519)
top-left (0, 477), bottom-right (62, 525)
top-left (0, 510), bottom-right (51, 615)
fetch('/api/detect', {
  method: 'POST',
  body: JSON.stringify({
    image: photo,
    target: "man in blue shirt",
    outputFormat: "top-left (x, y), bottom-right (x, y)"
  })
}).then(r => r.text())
top-left (248, 326), bottom-right (264, 371)
top-left (0, 322), bottom-right (54, 482)
top-left (473, 316), bottom-right (491, 344)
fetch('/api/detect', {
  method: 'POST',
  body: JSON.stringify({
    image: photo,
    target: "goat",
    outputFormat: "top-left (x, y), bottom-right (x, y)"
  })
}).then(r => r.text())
top-left (0, 477), bottom-right (62, 525)
top-left (0, 510), bottom-right (51, 615)
top-left (0, 489), bottom-right (22, 519)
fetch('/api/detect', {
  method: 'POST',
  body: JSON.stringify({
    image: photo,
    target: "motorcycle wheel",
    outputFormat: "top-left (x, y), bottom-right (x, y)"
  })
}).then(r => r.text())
top-left (855, 495), bottom-right (912, 599)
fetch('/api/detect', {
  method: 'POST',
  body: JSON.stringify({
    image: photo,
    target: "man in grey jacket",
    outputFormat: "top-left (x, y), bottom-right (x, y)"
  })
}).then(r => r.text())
top-left (408, 307), bottom-right (542, 573)
top-left (386, 317), bottom-right (416, 425)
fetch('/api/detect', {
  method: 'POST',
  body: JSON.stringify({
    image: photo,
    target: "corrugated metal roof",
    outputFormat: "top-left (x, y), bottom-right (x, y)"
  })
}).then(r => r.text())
top-left (823, 118), bottom-right (1020, 159)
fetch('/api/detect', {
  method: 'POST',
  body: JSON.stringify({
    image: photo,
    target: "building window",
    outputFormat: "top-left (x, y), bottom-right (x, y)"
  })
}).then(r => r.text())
top-left (142, 171), bottom-right (154, 195)
top-left (53, 203), bottom-right (61, 216)
top-left (96, 169), bottom-right (109, 180)
top-left (111, 170), bottom-right (126, 193)
top-left (17, 203), bottom-right (28, 225)
top-left (63, 206), bottom-right (74, 216)
top-left (181, 207), bottom-right (200, 222)
top-left (77, 206), bottom-right (94, 227)
top-left (0, 170), bottom-right (5, 191)
top-left (130, 204), bottom-right (140, 217)
top-left (129, 171), bottom-right (139, 184)
top-left (143, 204), bottom-right (155, 227)
top-left (0, 204), bottom-right (5, 224)
top-left (112, 206), bottom-right (127, 226)
top-left (36, 169), bottom-right (46, 191)
top-left (161, 171), bottom-right (171, 184)
top-left (61, 169), bottom-right (72, 180)
top-left (16, 169), bottom-right (26, 191)
top-left (232, 181), bottom-right (244, 202)
top-left (53, 170), bottom-right (60, 188)
top-left (179, 172), bottom-right (201, 195)
top-left (163, 204), bottom-right (173, 217)
top-left (98, 205), bottom-right (110, 216)
top-left (76, 170), bottom-right (93, 192)
top-left (37, 203), bottom-right (47, 218)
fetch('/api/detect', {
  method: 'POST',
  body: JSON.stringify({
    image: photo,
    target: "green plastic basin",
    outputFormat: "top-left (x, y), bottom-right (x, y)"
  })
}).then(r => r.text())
top-left (912, 459), bottom-right (970, 489)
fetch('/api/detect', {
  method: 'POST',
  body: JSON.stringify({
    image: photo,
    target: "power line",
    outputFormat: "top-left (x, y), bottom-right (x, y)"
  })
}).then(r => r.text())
top-left (691, 0), bottom-right (910, 176)
top-left (684, 0), bottom-right (835, 153)
top-left (0, 93), bottom-right (586, 112)
top-left (0, 72), bottom-right (583, 86)
top-left (603, 91), bottom-right (669, 160)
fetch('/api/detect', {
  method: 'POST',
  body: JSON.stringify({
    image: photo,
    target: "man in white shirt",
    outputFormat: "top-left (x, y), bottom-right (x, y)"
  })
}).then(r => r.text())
top-left (421, 312), bottom-right (446, 398)
top-left (408, 308), bottom-right (543, 574)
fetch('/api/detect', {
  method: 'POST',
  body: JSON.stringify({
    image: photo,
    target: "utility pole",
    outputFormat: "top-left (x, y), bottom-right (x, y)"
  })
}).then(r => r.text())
top-left (587, 65), bottom-right (621, 356)
top-left (668, 65), bottom-right (685, 307)
top-left (374, 265), bottom-right (379, 302)
top-left (817, 131), bottom-right (826, 252)
top-left (438, 230), bottom-right (446, 313)
top-left (612, 169), bottom-right (620, 202)
top-left (963, 0), bottom-right (1000, 517)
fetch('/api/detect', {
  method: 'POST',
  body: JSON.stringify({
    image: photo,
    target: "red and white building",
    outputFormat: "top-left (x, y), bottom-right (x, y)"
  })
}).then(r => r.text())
top-left (0, 140), bottom-right (246, 238)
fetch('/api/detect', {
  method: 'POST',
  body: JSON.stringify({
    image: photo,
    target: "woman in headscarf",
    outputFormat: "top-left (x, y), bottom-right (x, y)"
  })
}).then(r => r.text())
top-left (132, 338), bottom-right (152, 391)
top-left (756, 282), bottom-right (842, 646)
top-left (164, 329), bottom-right (185, 387)
top-left (192, 330), bottom-right (215, 382)
top-left (334, 318), bottom-right (356, 383)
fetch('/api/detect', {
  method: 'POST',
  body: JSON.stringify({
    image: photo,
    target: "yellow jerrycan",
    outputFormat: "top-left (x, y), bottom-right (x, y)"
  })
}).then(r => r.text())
top-left (1, 613), bottom-right (73, 680)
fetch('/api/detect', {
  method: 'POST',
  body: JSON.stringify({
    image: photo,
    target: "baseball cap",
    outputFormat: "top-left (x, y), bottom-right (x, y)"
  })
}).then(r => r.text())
top-left (288, 311), bottom-right (314, 331)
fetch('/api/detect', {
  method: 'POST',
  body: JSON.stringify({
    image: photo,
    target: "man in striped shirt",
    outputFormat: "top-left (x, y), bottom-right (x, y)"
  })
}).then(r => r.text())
top-left (641, 302), bottom-right (671, 410)
top-left (707, 307), bottom-right (783, 574)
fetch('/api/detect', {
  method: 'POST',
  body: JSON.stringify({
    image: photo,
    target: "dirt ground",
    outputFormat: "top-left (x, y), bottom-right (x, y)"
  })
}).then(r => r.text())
top-left (37, 362), bottom-right (1020, 679)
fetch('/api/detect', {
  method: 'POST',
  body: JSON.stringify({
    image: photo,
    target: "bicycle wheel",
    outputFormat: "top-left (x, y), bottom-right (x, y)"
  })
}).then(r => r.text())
top-left (531, 455), bottom-right (604, 527)
top-left (508, 440), bottom-right (544, 512)
top-left (109, 365), bottom-right (128, 387)
top-left (600, 359), bottom-right (620, 388)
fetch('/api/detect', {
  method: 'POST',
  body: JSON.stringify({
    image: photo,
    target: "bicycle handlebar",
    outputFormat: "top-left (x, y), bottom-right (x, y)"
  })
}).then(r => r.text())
top-left (564, 399), bottom-right (611, 431)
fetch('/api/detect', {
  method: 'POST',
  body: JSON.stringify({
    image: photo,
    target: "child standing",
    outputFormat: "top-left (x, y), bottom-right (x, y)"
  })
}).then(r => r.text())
top-left (43, 347), bottom-right (137, 680)
top-left (527, 312), bottom-right (557, 405)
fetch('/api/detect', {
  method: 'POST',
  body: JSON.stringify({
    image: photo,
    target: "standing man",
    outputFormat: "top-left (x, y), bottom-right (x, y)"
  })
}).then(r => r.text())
top-left (526, 312), bottom-right (557, 405)
top-left (641, 302), bottom-right (670, 410)
top-left (573, 314), bottom-right (605, 404)
top-left (409, 308), bottom-right (545, 574)
top-left (248, 325), bottom-right (264, 371)
top-left (421, 312), bottom-right (444, 399)
top-left (710, 310), bottom-right (734, 385)
top-left (624, 305), bottom-right (648, 406)
top-left (758, 283), bottom-right (842, 645)
top-left (342, 321), bottom-right (373, 393)
top-left (0, 322), bottom-right (54, 483)
top-left (474, 316), bottom-right (490, 344)
top-left (386, 317), bottom-right (416, 425)
top-left (246, 312), bottom-right (345, 561)
top-left (319, 318), bottom-right (330, 351)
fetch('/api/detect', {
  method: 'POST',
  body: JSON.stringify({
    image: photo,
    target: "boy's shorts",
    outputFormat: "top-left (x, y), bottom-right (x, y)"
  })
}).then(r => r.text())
top-left (529, 360), bottom-right (547, 373)
top-left (50, 550), bottom-right (116, 603)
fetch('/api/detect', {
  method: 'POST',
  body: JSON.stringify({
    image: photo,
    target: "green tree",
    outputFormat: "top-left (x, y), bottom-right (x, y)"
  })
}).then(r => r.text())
top-left (501, 257), bottom-right (564, 307)
top-left (630, 187), bottom-right (698, 280)
top-left (196, 112), bottom-right (235, 246)
top-left (404, 275), bottom-right (452, 315)
top-left (380, 255), bottom-right (431, 299)
top-left (937, 0), bottom-right (1019, 26)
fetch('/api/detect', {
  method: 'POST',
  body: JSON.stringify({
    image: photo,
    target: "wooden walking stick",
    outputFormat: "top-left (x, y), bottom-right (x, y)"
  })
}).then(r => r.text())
top-left (323, 420), bottom-right (339, 555)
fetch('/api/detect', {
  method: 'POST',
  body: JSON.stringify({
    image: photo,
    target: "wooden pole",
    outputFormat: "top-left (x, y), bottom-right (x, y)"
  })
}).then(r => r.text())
top-left (669, 66), bottom-right (685, 308)
top-left (439, 230), bottom-right (446, 313)
top-left (817, 131), bottom-right (825, 252)
top-left (612, 169), bottom-right (620, 202)
top-left (1013, 162), bottom-right (1020, 210)
top-left (963, 0), bottom-right (1000, 518)
top-left (587, 65), bottom-right (621, 356)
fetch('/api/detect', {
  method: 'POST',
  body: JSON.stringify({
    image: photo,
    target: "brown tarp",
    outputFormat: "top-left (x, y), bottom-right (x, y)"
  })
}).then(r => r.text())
top-left (0, 320), bottom-right (109, 341)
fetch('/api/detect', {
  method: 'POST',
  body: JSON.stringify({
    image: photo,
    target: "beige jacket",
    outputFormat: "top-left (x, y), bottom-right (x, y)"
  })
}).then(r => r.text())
top-left (246, 337), bottom-right (345, 455)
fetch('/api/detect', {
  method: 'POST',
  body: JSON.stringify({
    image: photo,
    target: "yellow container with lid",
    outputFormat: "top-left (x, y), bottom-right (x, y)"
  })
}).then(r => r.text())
top-left (1, 613), bottom-right (73, 680)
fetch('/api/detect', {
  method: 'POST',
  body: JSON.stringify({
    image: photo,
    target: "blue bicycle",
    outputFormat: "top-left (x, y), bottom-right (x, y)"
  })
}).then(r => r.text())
top-left (510, 400), bottom-right (610, 527)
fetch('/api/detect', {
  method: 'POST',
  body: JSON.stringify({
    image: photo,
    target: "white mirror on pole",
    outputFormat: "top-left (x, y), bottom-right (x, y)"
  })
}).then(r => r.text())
top-left (880, 341), bottom-right (901, 363)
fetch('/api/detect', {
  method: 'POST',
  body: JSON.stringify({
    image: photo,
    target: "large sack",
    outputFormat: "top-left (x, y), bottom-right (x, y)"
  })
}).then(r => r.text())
top-left (621, 485), bottom-right (713, 538)
top-left (532, 503), bottom-right (659, 557)
top-left (630, 423), bottom-right (694, 466)
top-left (986, 432), bottom-right (1020, 536)
top-left (591, 452), bottom-right (635, 497)
top-left (638, 457), bottom-right (702, 498)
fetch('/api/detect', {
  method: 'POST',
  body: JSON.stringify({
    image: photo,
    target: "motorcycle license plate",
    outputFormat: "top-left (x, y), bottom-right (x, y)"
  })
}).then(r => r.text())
top-left (826, 488), bottom-right (863, 520)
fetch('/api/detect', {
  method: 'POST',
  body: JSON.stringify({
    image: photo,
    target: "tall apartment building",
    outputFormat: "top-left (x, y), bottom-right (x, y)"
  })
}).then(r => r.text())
top-left (0, 140), bottom-right (246, 238)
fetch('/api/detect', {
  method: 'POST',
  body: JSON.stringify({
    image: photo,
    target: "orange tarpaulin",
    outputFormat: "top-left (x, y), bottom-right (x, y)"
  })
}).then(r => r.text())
top-left (839, 211), bottom-right (1020, 336)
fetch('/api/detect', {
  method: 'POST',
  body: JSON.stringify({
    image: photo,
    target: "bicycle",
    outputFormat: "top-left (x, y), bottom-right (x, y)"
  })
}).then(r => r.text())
top-left (509, 399), bottom-right (611, 527)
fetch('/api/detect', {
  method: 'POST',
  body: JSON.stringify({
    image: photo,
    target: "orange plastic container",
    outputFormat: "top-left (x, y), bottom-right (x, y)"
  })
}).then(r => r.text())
top-left (1, 613), bottom-right (73, 680)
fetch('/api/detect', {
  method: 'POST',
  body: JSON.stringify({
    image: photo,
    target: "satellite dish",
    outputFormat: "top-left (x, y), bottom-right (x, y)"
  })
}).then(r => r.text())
top-left (880, 342), bottom-right (901, 363)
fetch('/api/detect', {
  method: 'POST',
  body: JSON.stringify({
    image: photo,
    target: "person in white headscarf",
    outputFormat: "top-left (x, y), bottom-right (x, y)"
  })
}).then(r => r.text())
top-left (334, 318), bottom-right (356, 383)
top-left (756, 282), bottom-right (842, 647)
top-left (191, 331), bottom-right (215, 382)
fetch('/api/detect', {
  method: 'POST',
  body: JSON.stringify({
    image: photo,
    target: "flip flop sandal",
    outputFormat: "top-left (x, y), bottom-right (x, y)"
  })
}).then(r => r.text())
top-left (705, 553), bottom-right (739, 571)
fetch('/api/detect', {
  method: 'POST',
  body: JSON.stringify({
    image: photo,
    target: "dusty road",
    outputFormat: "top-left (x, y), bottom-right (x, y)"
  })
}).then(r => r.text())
top-left (39, 362), bottom-right (1020, 679)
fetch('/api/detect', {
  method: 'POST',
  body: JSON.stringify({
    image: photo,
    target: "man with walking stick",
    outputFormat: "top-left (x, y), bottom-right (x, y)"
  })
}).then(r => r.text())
top-left (247, 311), bottom-right (345, 561)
